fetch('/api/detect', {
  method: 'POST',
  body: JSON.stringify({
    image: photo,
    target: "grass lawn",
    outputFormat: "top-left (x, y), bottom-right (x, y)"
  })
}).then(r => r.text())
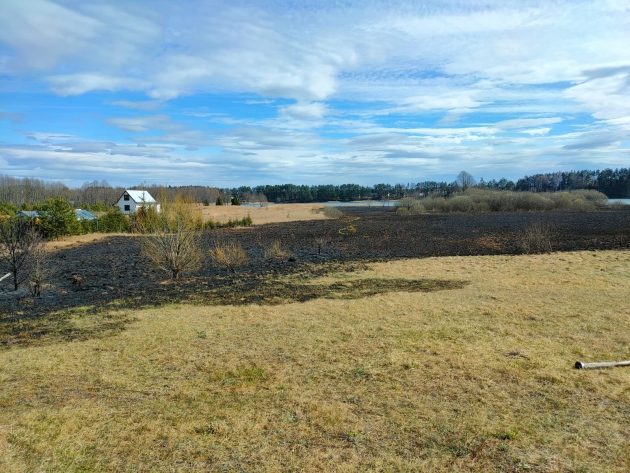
top-left (1, 251), bottom-right (628, 472)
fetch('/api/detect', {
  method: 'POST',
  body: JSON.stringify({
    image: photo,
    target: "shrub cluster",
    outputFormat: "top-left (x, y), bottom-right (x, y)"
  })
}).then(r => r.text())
top-left (396, 197), bottom-right (426, 215)
top-left (520, 223), bottom-right (555, 253)
top-left (209, 241), bottom-right (249, 272)
top-left (398, 189), bottom-right (607, 214)
top-left (204, 215), bottom-right (252, 229)
top-left (263, 240), bottom-right (289, 260)
top-left (322, 206), bottom-right (344, 219)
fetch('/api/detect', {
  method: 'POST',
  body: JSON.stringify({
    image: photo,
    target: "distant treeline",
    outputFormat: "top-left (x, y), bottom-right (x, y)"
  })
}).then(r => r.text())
top-left (242, 168), bottom-right (630, 202)
top-left (511, 169), bottom-right (629, 197)
top-left (0, 168), bottom-right (628, 208)
top-left (0, 177), bottom-right (225, 209)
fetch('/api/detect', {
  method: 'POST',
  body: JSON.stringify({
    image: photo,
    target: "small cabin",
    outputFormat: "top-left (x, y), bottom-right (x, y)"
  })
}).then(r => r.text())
top-left (115, 190), bottom-right (160, 215)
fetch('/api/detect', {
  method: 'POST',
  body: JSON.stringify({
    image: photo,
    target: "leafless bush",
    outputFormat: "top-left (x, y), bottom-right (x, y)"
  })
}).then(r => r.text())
top-left (71, 274), bottom-right (85, 291)
top-left (338, 216), bottom-right (358, 239)
top-left (140, 202), bottom-right (203, 279)
top-left (313, 226), bottom-right (333, 255)
top-left (322, 207), bottom-right (343, 219)
top-left (313, 237), bottom-right (327, 255)
top-left (210, 241), bottom-right (249, 272)
top-left (0, 218), bottom-right (45, 291)
top-left (520, 223), bottom-right (554, 254)
top-left (28, 240), bottom-right (46, 297)
top-left (264, 240), bottom-right (289, 260)
top-left (420, 189), bottom-right (607, 213)
top-left (397, 197), bottom-right (425, 215)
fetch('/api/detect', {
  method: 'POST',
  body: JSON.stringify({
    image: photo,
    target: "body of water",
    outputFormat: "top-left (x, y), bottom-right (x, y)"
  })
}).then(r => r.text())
top-left (242, 200), bottom-right (399, 207)
top-left (323, 200), bottom-right (399, 207)
top-left (244, 198), bottom-right (629, 207)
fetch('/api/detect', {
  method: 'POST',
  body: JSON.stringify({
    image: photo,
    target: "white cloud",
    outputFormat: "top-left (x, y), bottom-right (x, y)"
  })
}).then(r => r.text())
top-left (279, 102), bottom-right (327, 120)
top-left (399, 90), bottom-right (485, 113)
top-left (110, 100), bottom-right (164, 111)
top-left (48, 73), bottom-right (147, 96)
top-left (494, 117), bottom-right (563, 129)
top-left (107, 115), bottom-right (172, 133)
top-left (520, 128), bottom-right (551, 136)
top-left (0, 0), bottom-right (99, 70)
top-left (565, 71), bottom-right (630, 125)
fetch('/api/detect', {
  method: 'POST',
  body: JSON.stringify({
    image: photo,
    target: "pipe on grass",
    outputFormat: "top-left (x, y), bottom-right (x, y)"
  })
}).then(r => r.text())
top-left (574, 360), bottom-right (630, 370)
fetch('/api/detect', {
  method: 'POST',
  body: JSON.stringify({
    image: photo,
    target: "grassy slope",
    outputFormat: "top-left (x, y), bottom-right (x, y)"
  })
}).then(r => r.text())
top-left (0, 251), bottom-right (628, 472)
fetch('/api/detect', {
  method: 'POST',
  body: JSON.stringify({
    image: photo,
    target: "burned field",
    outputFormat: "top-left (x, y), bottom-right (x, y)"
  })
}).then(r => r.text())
top-left (1, 207), bottom-right (629, 337)
top-left (1, 209), bottom-right (629, 472)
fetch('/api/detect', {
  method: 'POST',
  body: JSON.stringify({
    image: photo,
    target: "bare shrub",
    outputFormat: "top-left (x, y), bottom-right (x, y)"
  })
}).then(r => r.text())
top-left (313, 227), bottom-right (333, 255)
top-left (421, 196), bottom-right (447, 212)
top-left (548, 192), bottom-right (597, 211)
top-left (28, 241), bottom-right (46, 297)
top-left (422, 189), bottom-right (605, 213)
top-left (210, 241), bottom-right (248, 272)
top-left (397, 197), bottom-right (425, 215)
top-left (520, 223), bottom-right (554, 254)
top-left (571, 189), bottom-right (607, 204)
top-left (338, 217), bottom-right (358, 239)
top-left (140, 202), bottom-right (203, 279)
top-left (322, 207), bottom-right (343, 219)
top-left (513, 193), bottom-right (553, 211)
top-left (445, 195), bottom-right (476, 212)
top-left (314, 236), bottom-right (327, 255)
top-left (0, 218), bottom-right (45, 291)
top-left (71, 274), bottom-right (85, 291)
top-left (264, 240), bottom-right (289, 260)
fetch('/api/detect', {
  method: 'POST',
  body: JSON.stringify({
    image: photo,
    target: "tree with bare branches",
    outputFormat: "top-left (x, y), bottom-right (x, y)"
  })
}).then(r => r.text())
top-left (456, 171), bottom-right (476, 191)
top-left (0, 218), bottom-right (45, 291)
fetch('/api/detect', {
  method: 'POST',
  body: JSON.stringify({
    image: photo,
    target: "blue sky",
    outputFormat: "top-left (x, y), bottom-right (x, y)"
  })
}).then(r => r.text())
top-left (0, 0), bottom-right (629, 187)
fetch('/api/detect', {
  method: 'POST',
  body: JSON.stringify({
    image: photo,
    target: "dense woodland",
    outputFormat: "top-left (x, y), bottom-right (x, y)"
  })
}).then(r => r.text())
top-left (0, 168), bottom-right (628, 208)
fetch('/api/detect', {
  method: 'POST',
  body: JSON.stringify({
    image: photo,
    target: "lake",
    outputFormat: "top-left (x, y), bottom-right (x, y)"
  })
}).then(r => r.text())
top-left (322, 200), bottom-right (398, 207)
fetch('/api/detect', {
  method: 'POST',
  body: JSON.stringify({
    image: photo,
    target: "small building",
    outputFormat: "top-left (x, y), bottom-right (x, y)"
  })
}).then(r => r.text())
top-left (75, 209), bottom-right (96, 221)
top-left (17, 210), bottom-right (40, 219)
top-left (115, 189), bottom-right (160, 215)
top-left (18, 209), bottom-right (97, 221)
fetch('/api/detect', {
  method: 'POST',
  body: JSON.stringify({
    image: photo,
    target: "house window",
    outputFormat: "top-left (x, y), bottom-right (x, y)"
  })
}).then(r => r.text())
top-left (124, 205), bottom-right (130, 212)
top-left (124, 194), bottom-right (130, 201)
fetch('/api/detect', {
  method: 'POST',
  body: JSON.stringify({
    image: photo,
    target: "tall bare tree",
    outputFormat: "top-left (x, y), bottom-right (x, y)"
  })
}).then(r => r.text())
top-left (0, 218), bottom-right (45, 291)
top-left (456, 171), bottom-right (476, 191)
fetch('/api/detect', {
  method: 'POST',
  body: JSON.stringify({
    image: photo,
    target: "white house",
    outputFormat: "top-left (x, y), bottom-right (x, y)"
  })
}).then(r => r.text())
top-left (115, 189), bottom-right (160, 215)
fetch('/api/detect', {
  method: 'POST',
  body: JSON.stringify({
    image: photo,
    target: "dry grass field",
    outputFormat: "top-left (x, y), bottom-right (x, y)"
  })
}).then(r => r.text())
top-left (199, 203), bottom-right (327, 225)
top-left (0, 250), bottom-right (629, 472)
top-left (44, 232), bottom-right (132, 250)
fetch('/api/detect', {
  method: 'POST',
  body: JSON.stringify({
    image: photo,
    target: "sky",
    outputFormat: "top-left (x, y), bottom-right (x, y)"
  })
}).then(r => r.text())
top-left (0, 0), bottom-right (629, 188)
